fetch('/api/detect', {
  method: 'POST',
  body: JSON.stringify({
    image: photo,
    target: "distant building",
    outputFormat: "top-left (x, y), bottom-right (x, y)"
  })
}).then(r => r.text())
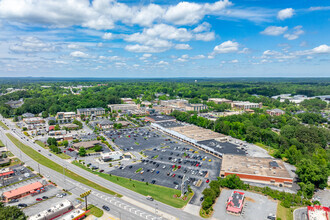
top-left (116, 120), bottom-right (131, 127)
top-left (307, 205), bottom-right (329, 220)
top-left (160, 99), bottom-right (188, 108)
top-left (108, 104), bottom-right (138, 112)
top-left (266, 109), bottom-right (285, 116)
top-left (3, 181), bottom-right (44, 202)
top-left (121, 98), bottom-right (135, 104)
top-left (208, 98), bottom-right (232, 104)
top-left (23, 117), bottom-right (44, 124)
top-left (185, 104), bottom-right (208, 112)
top-left (49, 130), bottom-right (67, 136)
top-left (220, 155), bottom-right (293, 187)
top-left (231, 101), bottom-right (262, 110)
top-left (5, 98), bottom-right (24, 108)
top-left (22, 113), bottom-right (35, 118)
top-left (77, 108), bottom-right (105, 116)
top-left (153, 105), bottom-right (173, 115)
top-left (141, 101), bottom-right (152, 106)
top-left (72, 140), bottom-right (102, 150)
top-left (29, 199), bottom-right (76, 220)
top-left (56, 112), bottom-right (76, 121)
top-left (145, 114), bottom-right (176, 123)
top-left (226, 191), bottom-right (245, 215)
top-left (101, 151), bottom-right (123, 161)
top-left (97, 119), bottom-right (113, 130)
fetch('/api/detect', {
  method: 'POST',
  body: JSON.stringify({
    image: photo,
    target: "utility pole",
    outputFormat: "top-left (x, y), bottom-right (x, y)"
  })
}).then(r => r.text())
top-left (38, 163), bottom-right (40, 175)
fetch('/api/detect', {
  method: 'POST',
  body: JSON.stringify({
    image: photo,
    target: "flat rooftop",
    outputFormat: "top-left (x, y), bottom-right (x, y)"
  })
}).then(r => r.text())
top-left (146, 114), bottom-right (176, 122)
top-left (170, 125), bottom-right (226, 141)
top-left (156, 121), bottom-right (183, 128)
top-left (221, 155), bottom-right (292, 179)
top-left (198, 139), bottom-right (246, 156)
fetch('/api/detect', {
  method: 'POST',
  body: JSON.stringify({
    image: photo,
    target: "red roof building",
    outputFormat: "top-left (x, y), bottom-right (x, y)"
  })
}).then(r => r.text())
top-left (0, 170), bottom-right (14, 178)
top-left (307, 206), bottom-right (329, 220)
top-left (3, 181), bottom-right (44, 202)
top-left (49, 125), bottom-right (55, 131)
top-left (226, 191), bottom-right (245, 215)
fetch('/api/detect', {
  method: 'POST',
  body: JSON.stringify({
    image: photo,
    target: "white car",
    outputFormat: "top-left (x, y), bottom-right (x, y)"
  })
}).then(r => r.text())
top-left (56, 194), bottom-right (63, 198)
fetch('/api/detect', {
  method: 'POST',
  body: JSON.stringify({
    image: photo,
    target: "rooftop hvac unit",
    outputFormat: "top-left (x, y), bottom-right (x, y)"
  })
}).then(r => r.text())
top-left (254, 171), bottom-right (259, 174)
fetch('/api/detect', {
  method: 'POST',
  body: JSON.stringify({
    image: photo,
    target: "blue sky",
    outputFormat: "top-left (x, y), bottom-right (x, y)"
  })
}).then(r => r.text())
top-left (0, 0), bottom-right (329, 77)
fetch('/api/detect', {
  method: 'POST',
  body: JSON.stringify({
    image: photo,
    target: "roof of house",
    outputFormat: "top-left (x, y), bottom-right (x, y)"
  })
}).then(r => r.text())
top-left (98, 119), bottom-right (113, 125)
top-left (145, 114), bottom-right (176, 122)
top-left (22, 113), bottom-right (35, 118)
top-left (226, 191), bottom-right (245, 213)
top-left (73, 140), bottom-right (102, 149)
top-left (3, 182), bottom-right (43, 198)
top-left (77, 107), bottom-right (105, 111)
top-left (268, 109), bottom-right (285, 113)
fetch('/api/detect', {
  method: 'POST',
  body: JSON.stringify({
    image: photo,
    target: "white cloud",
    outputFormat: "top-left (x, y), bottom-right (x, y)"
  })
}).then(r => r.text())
top-left (158, 60), bottom-right (169, 65)
top-left (284, 25), bottom-right (304, 40)
top-left (309, 45), bottom-right (330, 54)
top-left (132, 4), bottom-right (164, 26)
top-left (70, 51), bottom-right (89, 58)
top-left (238, 48), bottom-right (250, 54)
top-left (193, 22), bottom-right (211, 33)
top-left (213, 40), bottom-right (239, 54)
top-left (195, 32), bottom-right (215, 41)
top-left (140, 53), bottom-right (152, 59)
top-left (125, 44), bottom-right (168, 53)
top-left (308, 6), bottom-right (330, 11)
top-left (9, 37), bottom-right (57, 53)
top-left (164, 0), bottom-right (232, 25)
top-left (67, 44), bottom-right (81, 49)
top-left (102, 33), bottom-right (113, 40)
top-left (191, 55), bottom-right (205, 59)
top-left (230, 59), bottom-right (238, 63)
top-left (260, 26), bottom-right (288, 36)
top-left (145, 24), bottom-right (192, 42)
top-left (174, 44), bottom-right (192, 50)
top-left (277, 8), bottom-right (294, 20)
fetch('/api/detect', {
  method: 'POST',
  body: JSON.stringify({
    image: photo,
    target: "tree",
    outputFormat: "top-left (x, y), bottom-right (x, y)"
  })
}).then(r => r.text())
top-left (41, 111), bottom-right (48, 118)
top-left (79, 147), bottom-right (86, 156)
top-left (296, 159), bottom-right (328, 188)
top-left (63, 140), bottom-right (69, 147)
top-left (54, 124), bottom-right (60, 131)
top-left (219, 174), bottom-right (246, 189)
top-left (48, 120), bottom-right (56, 125)
top-left (93, 145), bottom-right (103, 152)
top-left (47, 137), bottom-right (57, 146)
top-left (0, 202), bottom-right (27, 220)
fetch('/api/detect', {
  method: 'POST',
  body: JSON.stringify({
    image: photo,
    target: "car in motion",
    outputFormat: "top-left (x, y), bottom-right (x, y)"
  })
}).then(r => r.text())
top-left (102, 205), bottom-right (110, 211)
top-left (146, 196), bottom-right (154, 201)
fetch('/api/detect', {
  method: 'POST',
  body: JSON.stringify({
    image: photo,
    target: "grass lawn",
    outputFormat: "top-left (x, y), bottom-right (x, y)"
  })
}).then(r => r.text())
top-left (84, 204), bottom-right (104, 218)
top-left (6, 134), bottom-right (121, 197)
top-left (56, 152), bottom-right (71, 159)
top-left (35, 140), bottom-right (46, 148)
top-left (255, 142), bottom-right (275, 155)
top-left (0, 121), bottom-right (9, 130)
top-left (276, 204), bottom-right (294, 220)
top-left (0, 139), bottom-right (4, 147)
top-left (73, 161), bottom-right (193, 208)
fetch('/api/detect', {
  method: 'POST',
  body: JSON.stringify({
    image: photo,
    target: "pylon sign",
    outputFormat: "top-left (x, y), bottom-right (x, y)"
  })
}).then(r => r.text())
top-left (80, 190), bottom-right (91, 198)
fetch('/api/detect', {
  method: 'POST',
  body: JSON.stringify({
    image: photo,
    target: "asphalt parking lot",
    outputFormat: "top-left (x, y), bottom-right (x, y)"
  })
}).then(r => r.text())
top-left (105, 127), bottom-right (166, 152)
top-left (6, 182), bottom-right (65, 209)
top-left (0, 165), bottom-right (36, 187)
top-left (213, 189), bottom-right (277, 220)
top-left (109, 127), bottom-right (222, 206)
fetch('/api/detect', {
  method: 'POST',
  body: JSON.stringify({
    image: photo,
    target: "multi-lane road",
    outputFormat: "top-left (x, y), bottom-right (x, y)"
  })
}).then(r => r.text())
top-left (0, 116), bottom-right (201, 220)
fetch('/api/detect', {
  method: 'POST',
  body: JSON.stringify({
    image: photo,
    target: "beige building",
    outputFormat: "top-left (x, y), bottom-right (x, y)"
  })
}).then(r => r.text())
top-left (160, 99), bottom-right (189, 108)
top-left (77, 108), bottom-right (105, 116)
top-left (55, 112), bottom-right (76, 121)
top-left (185, 104), bottom-right (208, 112)
top-left (231, 101), bottom-right (262, 110)
top-left (220, 155), bottom-right (293, 187)
top-left (208, 98), bottom-right (232, 104)
top-left (108, 104), bottom-right (138, 112)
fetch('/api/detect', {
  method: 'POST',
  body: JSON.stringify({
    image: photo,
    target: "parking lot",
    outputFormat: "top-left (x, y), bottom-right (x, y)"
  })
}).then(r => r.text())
top-left (108, 126), bottom-right (222, 206)
top-left (0, 165), bottom-right (36, 187)
top-left (5, 180), bottom-right (66, 209)
top-left (213, 189), bottom-right (277, 220)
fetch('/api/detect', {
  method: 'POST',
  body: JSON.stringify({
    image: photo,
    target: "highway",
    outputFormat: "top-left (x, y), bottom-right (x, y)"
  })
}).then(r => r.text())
top-left (0, 116), bottom-right (201, 220)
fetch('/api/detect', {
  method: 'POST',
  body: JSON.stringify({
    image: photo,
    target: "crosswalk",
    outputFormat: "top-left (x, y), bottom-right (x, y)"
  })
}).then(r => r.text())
top-left (67, 179), bottom-right (162, 220)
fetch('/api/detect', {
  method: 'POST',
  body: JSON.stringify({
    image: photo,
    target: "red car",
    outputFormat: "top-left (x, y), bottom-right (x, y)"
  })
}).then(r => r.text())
top-left (196, 164), bottom-right (199, 167)
top-left (172, 174), bottom-right (176, 177)
top-left (68, 148), bottom-right (74, 152)
top-left (172, 165), bottom-right (175, 168)
top-left (178, 166), bottom-right (181, 169)
top-left (36, 198), bottom-right (42, 201)
top-left (206, 179), bottom-right (210, 183)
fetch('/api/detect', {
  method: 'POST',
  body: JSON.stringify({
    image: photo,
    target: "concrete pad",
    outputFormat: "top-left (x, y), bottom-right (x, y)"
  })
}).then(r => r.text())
top-left (183, 204), bottom-right (200, 216)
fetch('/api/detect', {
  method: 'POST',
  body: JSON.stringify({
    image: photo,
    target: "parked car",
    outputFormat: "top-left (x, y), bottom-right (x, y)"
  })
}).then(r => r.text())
top-left (9, 199), bottom-right (19, 203)
top-left (17, 203), bottom-right (27, 208)
top-left (102, 205), bottom-right (110, 211)
top-left (42, 196), bottom-right (48, 199)
top-left (146, 196), bottom-right (154, 201)
top-left (36, 198), bottom-right (42, 201)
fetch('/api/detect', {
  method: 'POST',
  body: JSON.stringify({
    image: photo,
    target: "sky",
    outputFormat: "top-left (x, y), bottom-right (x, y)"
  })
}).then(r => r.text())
top-left (0, 0), bottom-right (329, 78)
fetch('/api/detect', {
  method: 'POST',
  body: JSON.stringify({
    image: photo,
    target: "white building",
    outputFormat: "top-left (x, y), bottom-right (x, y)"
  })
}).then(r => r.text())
top-left (29, 200), bottom-right (73, 220)
top-left (101, 151), bottom-right (123, 161)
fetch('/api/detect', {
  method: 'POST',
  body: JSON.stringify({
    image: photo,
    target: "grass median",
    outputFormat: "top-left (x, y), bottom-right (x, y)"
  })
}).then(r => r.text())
top-left (73, 161), bottom-right (193, 208)
top-left (0, 121), bottom-right (9, 130)
top-left (6, 133), bottom-right (121, 197)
